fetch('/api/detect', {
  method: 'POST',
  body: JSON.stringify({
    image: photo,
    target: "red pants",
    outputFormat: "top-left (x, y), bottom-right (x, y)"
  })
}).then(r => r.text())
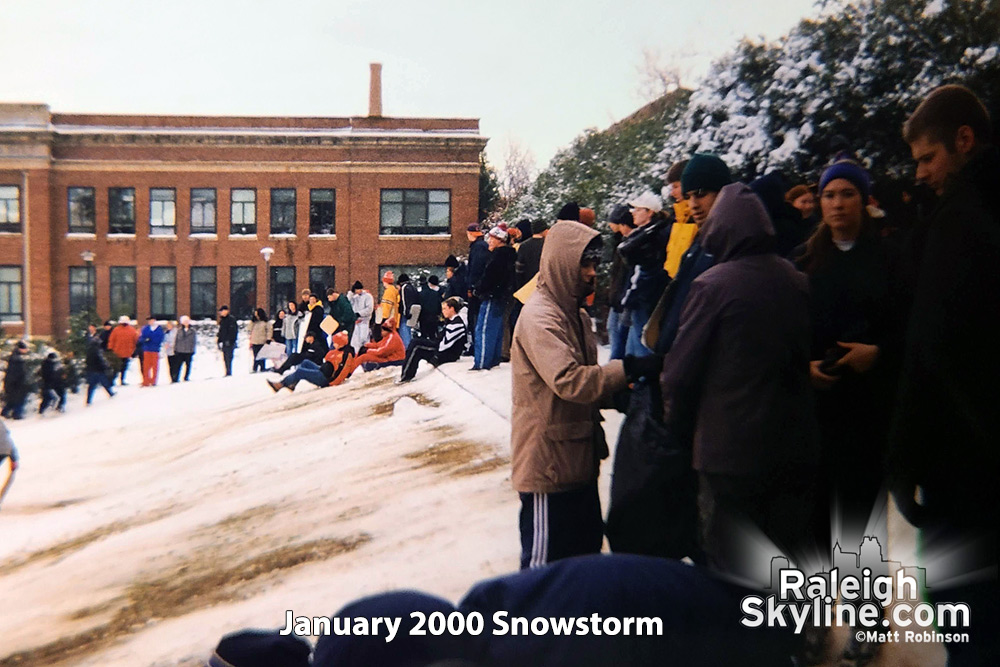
top-left (142, 351), bottom-right (160, 386)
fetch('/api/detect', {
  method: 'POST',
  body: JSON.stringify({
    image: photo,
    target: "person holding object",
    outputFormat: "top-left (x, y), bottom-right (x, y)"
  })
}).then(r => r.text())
top-left (510, 221), bottom-right (627, 569)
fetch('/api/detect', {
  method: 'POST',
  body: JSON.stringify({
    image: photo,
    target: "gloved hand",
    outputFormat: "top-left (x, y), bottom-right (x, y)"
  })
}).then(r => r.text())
top-left (623, 354), bottom-right (664, 383)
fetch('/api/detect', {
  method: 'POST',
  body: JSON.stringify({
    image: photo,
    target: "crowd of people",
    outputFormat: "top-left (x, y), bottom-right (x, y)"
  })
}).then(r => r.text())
top-left (203, 81), bottom-right (999, 667)
top-left (1, 82), bottom-right (996, 665)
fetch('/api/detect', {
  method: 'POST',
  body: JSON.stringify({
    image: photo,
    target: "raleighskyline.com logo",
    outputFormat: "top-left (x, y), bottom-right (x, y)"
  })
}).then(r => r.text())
top-left (739, 537), bottom-right (971, 636)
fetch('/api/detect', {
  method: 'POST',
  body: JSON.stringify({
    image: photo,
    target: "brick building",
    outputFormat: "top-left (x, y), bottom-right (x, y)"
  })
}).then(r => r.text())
top-left (0, 65), bottom-right (487, 337)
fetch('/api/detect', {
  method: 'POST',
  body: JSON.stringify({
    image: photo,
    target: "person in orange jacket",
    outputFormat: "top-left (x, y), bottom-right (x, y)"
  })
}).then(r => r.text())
top-left (106, 315), bottom-right (140, 385)
top-left (348, 319), bottom-right (405, 375)
top-left (268, 331), bottom-right (355, 391)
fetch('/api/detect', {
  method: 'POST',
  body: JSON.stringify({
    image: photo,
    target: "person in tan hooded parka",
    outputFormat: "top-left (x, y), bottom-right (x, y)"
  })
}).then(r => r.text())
top-left (511, 221), bottom-right (628, 570)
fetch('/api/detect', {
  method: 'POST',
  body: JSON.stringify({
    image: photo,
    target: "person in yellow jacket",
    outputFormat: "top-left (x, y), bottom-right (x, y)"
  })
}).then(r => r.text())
top-left (663, 159), bottom-right (697, 278)
top-left (379, 271), bottom-right (400, 327)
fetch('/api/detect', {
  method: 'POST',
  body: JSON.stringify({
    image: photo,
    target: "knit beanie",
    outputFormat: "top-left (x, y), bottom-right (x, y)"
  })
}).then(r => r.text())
top-left (818, 159), bottom-right (871, 205)
top-left (680, 153), bottom-right (733, 195)
top-left (351, 280), bottom-right (363, 291)
top-left (444, 255), bottom-right (460, 269)
top-left (556, 202), bottom-right (580, 221)
top-left (579, 207), bottom-right (596, 227)
top-left (580, 235), bottom-right (603, 265)
top-left (607, 204), bottom-right (635, 228)
top-left (530, 218), bottom-right (549, 235)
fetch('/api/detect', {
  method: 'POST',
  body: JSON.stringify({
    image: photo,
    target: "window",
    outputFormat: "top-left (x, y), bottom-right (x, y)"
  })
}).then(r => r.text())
top-left (308, 266), bottom-right (336, 299)
top-left (108, 188), bottom-right (135, 235)
top-left (231, 189), bottom-right (256, 235)
top-left (190, 267), bottom-right (217, 320)
top-left (309, 189), bottom-right (336, 235)
top-left (270, 188), bottom-right (296, 235)
top-left (191, 188), bottom-right (217, 234)
top-left (379, 189), bottom-right (450, 235)
top-left (109, 267), bottom-right (137, 319)
top-left (69, 266), bottom-right (96, 315)
top-left (229, 266), bottom-right (256, 320)
top-left (269, 267), bottom-right (296, 317)
top-left (150, 267), bottom-right (176, 319)
top-left (0, 266), bottom-right (22, 322)
top-left (150, 188), bottom-right (176, 236)
top-left (68, 187), bottom-right (96, 233)
top-left (0, 186), bottom-right (20, 233)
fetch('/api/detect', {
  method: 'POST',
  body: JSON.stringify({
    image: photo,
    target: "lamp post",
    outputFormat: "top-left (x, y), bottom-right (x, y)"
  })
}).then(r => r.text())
top-left (80, 250), bottom-right (96, 318)
top-left (260, 246), bottom-right (274, 313)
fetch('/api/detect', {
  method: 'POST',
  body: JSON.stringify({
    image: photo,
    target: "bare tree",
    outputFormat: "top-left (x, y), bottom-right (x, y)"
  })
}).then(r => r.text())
top-left (637, 48), bottom-right (683, 101)
top-left (498, 138), bottom-right (536, 213)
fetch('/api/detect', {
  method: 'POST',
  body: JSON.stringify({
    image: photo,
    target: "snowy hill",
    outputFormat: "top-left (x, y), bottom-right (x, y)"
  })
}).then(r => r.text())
top-left (0, 349), bottom-right (581, 666)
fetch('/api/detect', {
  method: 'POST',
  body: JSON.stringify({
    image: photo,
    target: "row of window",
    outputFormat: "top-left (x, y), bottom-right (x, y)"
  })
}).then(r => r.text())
top-left (0, 185), bottom-right (453, 237)
top-left (63, 265), bottom-right (340, 321)
top-left (69, 187), bottom-right (337, 237)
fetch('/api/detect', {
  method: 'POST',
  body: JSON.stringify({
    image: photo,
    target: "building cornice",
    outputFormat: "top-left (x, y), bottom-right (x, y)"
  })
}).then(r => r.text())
top-left (47, 159), bottom-right (481, 174)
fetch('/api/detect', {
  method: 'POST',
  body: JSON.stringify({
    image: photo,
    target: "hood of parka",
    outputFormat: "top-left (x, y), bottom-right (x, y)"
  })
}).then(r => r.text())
top-left (537, 221), bottom-right (599, 309)
top-left (701, 182), bottom-right (776, 263)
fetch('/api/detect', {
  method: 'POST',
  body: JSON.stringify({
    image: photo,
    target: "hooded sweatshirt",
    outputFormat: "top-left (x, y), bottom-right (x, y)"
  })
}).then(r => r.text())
top-left (510, 222), bottom-right (628, 494)
top-left (659, 183), bottom-right (818, 477)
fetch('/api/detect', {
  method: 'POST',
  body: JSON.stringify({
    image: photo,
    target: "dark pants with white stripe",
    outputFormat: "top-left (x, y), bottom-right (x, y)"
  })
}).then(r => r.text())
top-left (518, 482), bottom-right (603, 570)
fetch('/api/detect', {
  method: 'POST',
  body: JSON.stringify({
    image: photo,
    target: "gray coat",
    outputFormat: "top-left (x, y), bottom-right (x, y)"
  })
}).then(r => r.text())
top-left (660, 183), bottom-right (818, 477)
top-left (174, 327), bottom-right (197, 355)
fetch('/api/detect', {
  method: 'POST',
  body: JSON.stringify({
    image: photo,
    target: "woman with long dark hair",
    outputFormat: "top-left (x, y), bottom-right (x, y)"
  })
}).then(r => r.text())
top-left (796, 159), bottom-right (896, 549)
top-left (249, 307), bottom-right (272, 373)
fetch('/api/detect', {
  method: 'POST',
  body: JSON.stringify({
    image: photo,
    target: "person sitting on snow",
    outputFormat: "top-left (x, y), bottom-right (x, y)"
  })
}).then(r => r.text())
top-left (267, 331), bottom-right (355, 392)
top-left (274, 331), bottom-right (329, 374)
top-left (346, 319), bottom-right (405, 375)
top-left (398, 297), bottom-right (468, 383)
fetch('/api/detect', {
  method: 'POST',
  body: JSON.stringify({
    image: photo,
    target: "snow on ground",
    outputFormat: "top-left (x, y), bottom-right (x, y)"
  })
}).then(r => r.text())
top-left (0, 343), bottom-right (621, 667)
top-left (0, 343), bottom-right (938, 667)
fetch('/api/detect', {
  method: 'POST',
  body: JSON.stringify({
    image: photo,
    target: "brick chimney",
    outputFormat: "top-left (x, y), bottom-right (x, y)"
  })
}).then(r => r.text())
top-left (369, 63), bottom-right (382, 117)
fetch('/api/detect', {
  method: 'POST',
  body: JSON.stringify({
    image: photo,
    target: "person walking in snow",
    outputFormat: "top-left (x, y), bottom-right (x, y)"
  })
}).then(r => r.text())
top-left (38, 351), bottom-right (68, 414)
top-left (163, 320), bottom-right (179, 382)
top-left (107, 316), bottom-right (139, 385)
top-left (417, 275), bottom-right (444, 339)
top-left (1, 341), bottom-right (30, 420)
top-left (85, 325), bottom-right (116, 404)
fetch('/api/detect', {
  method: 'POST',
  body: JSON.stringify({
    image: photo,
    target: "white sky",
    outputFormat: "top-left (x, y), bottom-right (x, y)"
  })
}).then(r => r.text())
top-left (0, 0), bottom-right (819, 173)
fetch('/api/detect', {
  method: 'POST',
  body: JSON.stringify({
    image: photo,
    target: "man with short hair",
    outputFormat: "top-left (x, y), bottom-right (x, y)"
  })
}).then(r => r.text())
top-left (217, 306), bottom-right (238, 376)
top-left (663, 159), bottom-right (694, 277)
top-left (511, 221), bottom-right (628, 569)
top-left (138, 317), bottom-right (165, 387)
top-left (325, 287), bottom-right (356, 342)
top-left (303, 293), bottom-right (325, 336)
top-left (891, 85), bottom-right (999, 665)
top-left (399, 297), bottom-right (468, 383)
